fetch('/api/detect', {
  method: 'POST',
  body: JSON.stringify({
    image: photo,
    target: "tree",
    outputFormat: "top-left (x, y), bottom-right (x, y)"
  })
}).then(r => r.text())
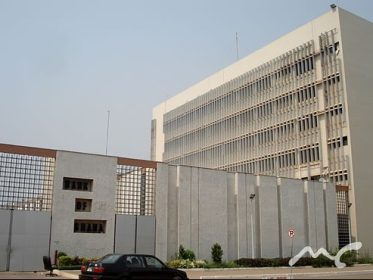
top-left (211, 243), bottom-right (223, 263)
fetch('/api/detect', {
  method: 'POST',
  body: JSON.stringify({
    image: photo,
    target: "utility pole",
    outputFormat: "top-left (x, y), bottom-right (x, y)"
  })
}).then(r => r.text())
top-left (106, 110), bottom-right (110, 155)
top-left (249, 193), bottom-right (255, 258)
top-left (236, 32), bottom-right (239, 61)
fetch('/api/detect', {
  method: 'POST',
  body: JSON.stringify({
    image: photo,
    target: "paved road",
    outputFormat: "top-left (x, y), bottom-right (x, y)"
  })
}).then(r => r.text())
top-left (185, 265), bottom-right (373, 279)
top-left (1, 265), bottom-right (373, 279)
top-left (0, 271), bottom-right (67, 279)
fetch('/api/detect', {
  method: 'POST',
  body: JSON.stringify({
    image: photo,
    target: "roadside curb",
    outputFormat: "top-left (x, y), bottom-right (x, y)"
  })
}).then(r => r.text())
top-left (55, 269), bottom-right (79, 279)
top-left (55, 264), bottom-right (373, 279)
top-left (181, 263), bottom-right (373, 272)
top-left (182, 266), bottom-right (312, 272)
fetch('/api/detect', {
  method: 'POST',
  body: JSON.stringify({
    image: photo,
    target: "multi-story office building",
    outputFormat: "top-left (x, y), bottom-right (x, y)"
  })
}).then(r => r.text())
top-left (152, 7), bottom-right (373, 253)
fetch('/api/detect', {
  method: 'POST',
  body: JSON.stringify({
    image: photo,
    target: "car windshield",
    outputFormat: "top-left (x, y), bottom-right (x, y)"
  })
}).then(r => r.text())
top-left (99, 254), bottom-right (122, 264)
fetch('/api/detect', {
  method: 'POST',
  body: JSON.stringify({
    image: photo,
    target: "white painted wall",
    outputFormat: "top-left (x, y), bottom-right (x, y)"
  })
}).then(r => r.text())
top-left (338, 8), bottom-right (373, 254)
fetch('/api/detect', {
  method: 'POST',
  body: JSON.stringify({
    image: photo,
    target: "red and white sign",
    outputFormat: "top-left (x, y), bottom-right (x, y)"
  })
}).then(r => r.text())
top-left (288, 229), bottom-right (295, 238)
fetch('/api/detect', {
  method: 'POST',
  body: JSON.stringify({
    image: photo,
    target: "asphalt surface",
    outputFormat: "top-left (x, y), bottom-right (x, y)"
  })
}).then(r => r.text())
top-left (0, 271), bottom-right (68, 279)
top-left (1, 265), bottom-right (373, 279)
top-left (185, 265), bottom-right (373, 279)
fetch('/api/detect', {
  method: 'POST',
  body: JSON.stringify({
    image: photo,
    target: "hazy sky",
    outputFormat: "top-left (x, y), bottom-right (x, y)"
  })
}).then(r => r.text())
top-left (1, 0), bottom-right (372, 160)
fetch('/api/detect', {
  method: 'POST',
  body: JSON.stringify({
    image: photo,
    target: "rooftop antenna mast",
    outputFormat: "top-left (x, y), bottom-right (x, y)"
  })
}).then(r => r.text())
top-left (105, 110), bottom-right (110, 155)
top-left (236, 32), bottom-right (239, 61)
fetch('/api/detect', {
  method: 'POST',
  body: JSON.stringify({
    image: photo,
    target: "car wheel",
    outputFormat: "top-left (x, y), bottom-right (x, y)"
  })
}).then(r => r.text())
top-left (172, 276), bottom-right (182, 280)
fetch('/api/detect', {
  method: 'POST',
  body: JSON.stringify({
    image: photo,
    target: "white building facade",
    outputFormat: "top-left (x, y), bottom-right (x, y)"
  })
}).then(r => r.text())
top-left (151, 7), bottom-right (373, 254)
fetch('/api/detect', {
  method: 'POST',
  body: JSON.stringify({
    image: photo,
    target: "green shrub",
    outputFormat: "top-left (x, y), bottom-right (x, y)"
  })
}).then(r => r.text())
top-left (235, 258), bottom-right (273, 267)
top-left (168, 254), bottom-right (356, 269)
top-left (311, 255), bottom-right (334, 267)
top-left (56, 254), bottom-right (102, 268)
top-left (234, 257), bottom-right (334, 268)
top-left (183, 249), bottom-right (196, 261)
top-left (194, 259), bottom-right (207, 268)
top-left (167, 250), bottom-right (362, 270)
top-left (167, 258), bottom-right (207, 269)
top-left (58, 265), bottom-right (82, 270)
top-left (340, 250), bottom-right (356, 267)
top-left (205, 261), bottom-right (238, 268)
top-left (71, 256), bottom-right (81, 265)
top-left (357, 256), bottom-right (373, 264)
top-left (79, 257), bottom-right (88, 265)
top-left (178, 245), bottom-right (186, 259)
top-left (178, 245), bottom-right (196, 260)
top-left (211, 243), bottom-right (223, 263)
top-left (270, 258), bottom-right (289, 267)
top-left (356, 252), bottom-right (373, 264)
top-left (57, 251), bottom-right (67, 257)
top-left (58, 256), bottom-right (73, 266)
top-left (169, 257), bottom-right (204, 268)
top-left (167, 259), bottom-right (182, 268)
top-left (290, 257), bottom-right (313, 266)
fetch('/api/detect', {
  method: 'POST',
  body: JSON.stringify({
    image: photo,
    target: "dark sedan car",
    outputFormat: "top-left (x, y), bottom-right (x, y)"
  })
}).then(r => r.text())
top-left (79, 254), bottom-right (188, 280)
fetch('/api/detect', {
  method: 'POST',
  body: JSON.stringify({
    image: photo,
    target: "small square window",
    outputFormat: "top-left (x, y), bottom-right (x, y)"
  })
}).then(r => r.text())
top-left (342, 136), bottom-right (348, 146)
top-left (75, 198), bottom-right (92, 212)
top-left (74, 219), bottom-right (106, 233)
top-left (63, 177), bottom-right (93, 192)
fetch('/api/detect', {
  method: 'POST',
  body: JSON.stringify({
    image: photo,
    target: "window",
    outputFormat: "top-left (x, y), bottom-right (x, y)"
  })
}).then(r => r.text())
top-left (311, 175), bottom-right (321, 181)
top-left (100, 255), bottom-right (122, 264)
top-left (74, 219), bottom-right (106, 233)
top-left (299, 114), bottom-right (318, 132)
top-left (144, 256), bottom-right (165, 269)
top-left (125, 256), bottom-right (145, 268)
top-left (328, 136), bottom-right (347, 150)
top-left (334, 42), bottom-right (340, 53)
top-left (342, 136), bottom-right (348, 146)
top-left (299, 146), bottom-right (320, 164)
top-left (63, 177), bottom-right (93, 192)
top-left (75, 198), bottom-right (92, 212)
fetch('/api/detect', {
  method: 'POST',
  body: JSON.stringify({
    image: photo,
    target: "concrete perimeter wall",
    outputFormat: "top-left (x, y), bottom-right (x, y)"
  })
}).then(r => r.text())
top-left (0, 210), bottom-right (51, 272)
top-left (155, 163), bottom-right (338, 262)
top-left (51, 151), bottom-right (117, 258)
top-left (115, 214), bottom-right (155, 255)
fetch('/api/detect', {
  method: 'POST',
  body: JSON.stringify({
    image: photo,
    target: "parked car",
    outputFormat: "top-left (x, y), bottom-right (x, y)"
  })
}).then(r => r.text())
top-left (79, 254), bottom-right (188, 280)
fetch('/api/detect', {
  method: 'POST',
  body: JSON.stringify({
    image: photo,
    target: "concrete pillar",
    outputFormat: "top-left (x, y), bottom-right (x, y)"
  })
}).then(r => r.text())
top-left (155, 163), bottom-right (169, 261)
top-left (258, 175), bottom-right (280, 258)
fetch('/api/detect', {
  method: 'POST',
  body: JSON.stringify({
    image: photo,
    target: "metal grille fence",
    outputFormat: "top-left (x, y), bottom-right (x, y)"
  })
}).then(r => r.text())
top-left (116, 164), bottom-right (156, 215)
top-left (0, 152), bottom-right (55, 211)
top-left (336, 185), bottom-right (350, 248)
top-left (0, 144), bottom-right (158, 215)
